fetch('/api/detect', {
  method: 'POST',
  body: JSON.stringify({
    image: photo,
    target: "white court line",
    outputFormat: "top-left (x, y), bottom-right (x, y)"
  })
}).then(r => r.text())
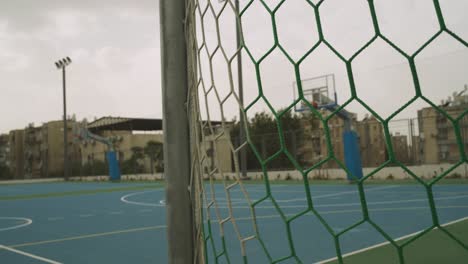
top-left (120, 186), bottom-right (397, 208)
top-left (238, 189), bottom-right (333, 194)
top-left (0, 244), bottom-right (62, 264)
top-left (79, 214), bottom-right (94, 218)
top-left (120, 190), bottom-right (162, 207)
top-left (10, 225), bottom-right (167, 248)
top-left (212, 206), bottom-right (468, 223)
top-left (207, 186), bottom-right (397, 203)
top-left (0, 217), bottom-right (32, 232)
top-left (238, 185), bottom-right (398, 204)
top-left (316, 216), bottom-right (468, 264)
top-left (230, 194), bottom-right (468, 209)
top-left (120, 186), bottom-right (468, 209)
top-left (5, 208), bottom-right (467, 255)
top-left (224, 186), bottom-right (398, 207)
top-left (109, 211), bottom-right (123, 215)
top-left (308, 186), bottom-right (398, 200)
top-left (316, 194), bottom-right (468, 208)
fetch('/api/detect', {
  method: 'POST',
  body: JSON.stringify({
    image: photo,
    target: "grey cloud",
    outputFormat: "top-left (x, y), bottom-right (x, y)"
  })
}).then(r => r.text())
top-left (0, 0), bottom-right (158, 33)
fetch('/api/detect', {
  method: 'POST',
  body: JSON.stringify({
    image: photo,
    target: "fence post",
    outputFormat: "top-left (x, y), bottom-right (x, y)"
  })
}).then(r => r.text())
top-left (160, 0), bottom-right (194, 263)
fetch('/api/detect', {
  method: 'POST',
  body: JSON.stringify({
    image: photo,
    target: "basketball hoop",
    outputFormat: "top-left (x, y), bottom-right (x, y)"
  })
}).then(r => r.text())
top-left (293, 74), bottom-right (337, 112)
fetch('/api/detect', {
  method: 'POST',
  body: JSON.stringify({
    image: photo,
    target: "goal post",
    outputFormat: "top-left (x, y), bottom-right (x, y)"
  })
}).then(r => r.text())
top-left (159, 0), bottom-right (197, 263)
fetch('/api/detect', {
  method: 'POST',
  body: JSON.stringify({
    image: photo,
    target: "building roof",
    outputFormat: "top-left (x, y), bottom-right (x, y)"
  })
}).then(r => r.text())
top-left (87, 117), bottom-right (163, 132)
top-left (87, 116), bottom-right (228, 133)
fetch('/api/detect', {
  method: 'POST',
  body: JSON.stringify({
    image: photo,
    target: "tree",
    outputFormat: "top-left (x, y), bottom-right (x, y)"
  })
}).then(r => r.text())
top-left (229, 109), bottom-right (308, 171)
top-left (121, 146), bottom-right (145, 174)
top-left (82, 160), bottom-right (107, 176)
top-left (130, 146), bottom-right (145, 160)
top-left (144, 141), bottom-right (164, 174)
top-left (0, 164), bottom-right (11, 180)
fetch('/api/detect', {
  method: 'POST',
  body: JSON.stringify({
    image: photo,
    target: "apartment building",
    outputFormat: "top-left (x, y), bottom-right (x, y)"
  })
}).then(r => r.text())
top-left (8, 129), bottom-right (25, 179)
top-left (418, 90), bottom-right (468, 164)
top-left (356, 115), bottom-right (387, 167)
top-left (0, 134), bottom-right (10, 179)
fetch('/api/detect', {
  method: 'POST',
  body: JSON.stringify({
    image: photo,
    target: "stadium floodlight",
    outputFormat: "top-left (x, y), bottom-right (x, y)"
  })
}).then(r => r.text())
top-left (54, 57), bottom-right (72, 180)
top-left (55, 57), bottom-right (72, 69)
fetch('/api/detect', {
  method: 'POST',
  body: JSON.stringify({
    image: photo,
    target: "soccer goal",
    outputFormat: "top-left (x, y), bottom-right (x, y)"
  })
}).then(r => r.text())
top-left (160, 0), bottom-right (468, 263)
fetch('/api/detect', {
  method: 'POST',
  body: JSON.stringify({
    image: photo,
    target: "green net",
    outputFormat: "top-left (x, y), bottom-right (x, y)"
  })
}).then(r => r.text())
top-left (185, 0), bottom-right (468, 263)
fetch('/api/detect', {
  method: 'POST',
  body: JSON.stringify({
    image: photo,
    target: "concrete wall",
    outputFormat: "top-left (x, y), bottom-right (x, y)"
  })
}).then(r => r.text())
top-left (203, 163), bottom-right (468, 181)
top-left (0, 178), bottom-right (64, 185)
top-left (69, 173), bottom-right (165, 181)
top-left (59, 163), bottom-right (468, 182)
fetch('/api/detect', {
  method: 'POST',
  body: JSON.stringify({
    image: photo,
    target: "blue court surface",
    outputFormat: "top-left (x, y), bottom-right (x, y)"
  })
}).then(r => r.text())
top-left (0, 181), bottom-right (467, 263)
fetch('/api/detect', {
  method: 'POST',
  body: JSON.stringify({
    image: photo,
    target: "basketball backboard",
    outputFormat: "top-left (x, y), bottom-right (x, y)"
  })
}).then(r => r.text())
top-left (293, 74), bottom-right (337, 112)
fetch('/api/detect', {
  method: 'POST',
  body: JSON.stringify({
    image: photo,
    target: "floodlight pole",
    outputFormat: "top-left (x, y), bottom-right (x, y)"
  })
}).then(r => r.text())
top-left (55, 57), bottom-right (72, 181)
top-left (62, 67), bottom-right (68, 180)
top-left (160, 0), bottom-right (194, 263)
top-left (236, 0), bottom-right (247, 178)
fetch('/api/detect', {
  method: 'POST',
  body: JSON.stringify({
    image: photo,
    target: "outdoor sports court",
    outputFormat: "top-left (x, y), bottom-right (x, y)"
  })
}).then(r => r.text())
top-left (0, 181), bottom-right (467, 263)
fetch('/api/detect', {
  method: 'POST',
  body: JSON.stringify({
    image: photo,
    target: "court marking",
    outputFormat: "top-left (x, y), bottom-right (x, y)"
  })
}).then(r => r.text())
top-left (206, 186), bottom-right (398, 203)
top-left (213, 206), bottom-right (468, 222)
top-left (120, 190), bottom-right (163, 207)
top-left (108, 211), bottom-right (124, 215)
top-left (6, 206), bottom-right (467, 251)
top-left (151, 195), bottom-right (468, 210)
top-left (247, 194), bottom-right (468, 209)
top-left (0, 217), bottom-right (32, 232)
top-left (120, 186), bottom-right (468, 209)
top-left (3, 183), bottom-right (466, 263)
top-left (120, 186), bottom-right (398, 208)
top-left (0, 244), bottom-right (62, 264)
top-left (235, 185), bottom-right (399, 204)
top-left (316, 216), bottom-right (468, 264)
top-left (9, 225), bottom-right (167, 248)
top-left (78, 214), bottom-right (94, 218)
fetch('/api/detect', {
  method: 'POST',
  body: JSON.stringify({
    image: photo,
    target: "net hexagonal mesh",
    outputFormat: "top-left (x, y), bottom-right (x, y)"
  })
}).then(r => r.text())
top-left (183, 0), bottom-right (468, 263)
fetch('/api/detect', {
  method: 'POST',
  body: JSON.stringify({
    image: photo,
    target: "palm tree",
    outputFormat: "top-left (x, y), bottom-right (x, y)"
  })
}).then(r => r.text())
top-left (144, 141), bottom-right (163, 174)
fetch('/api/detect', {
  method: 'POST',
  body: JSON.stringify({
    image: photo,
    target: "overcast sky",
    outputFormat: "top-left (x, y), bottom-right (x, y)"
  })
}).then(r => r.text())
top-left (0, 0), bottom-right (467, 134)
top-left (0, 0), bottom-right (160, 134)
